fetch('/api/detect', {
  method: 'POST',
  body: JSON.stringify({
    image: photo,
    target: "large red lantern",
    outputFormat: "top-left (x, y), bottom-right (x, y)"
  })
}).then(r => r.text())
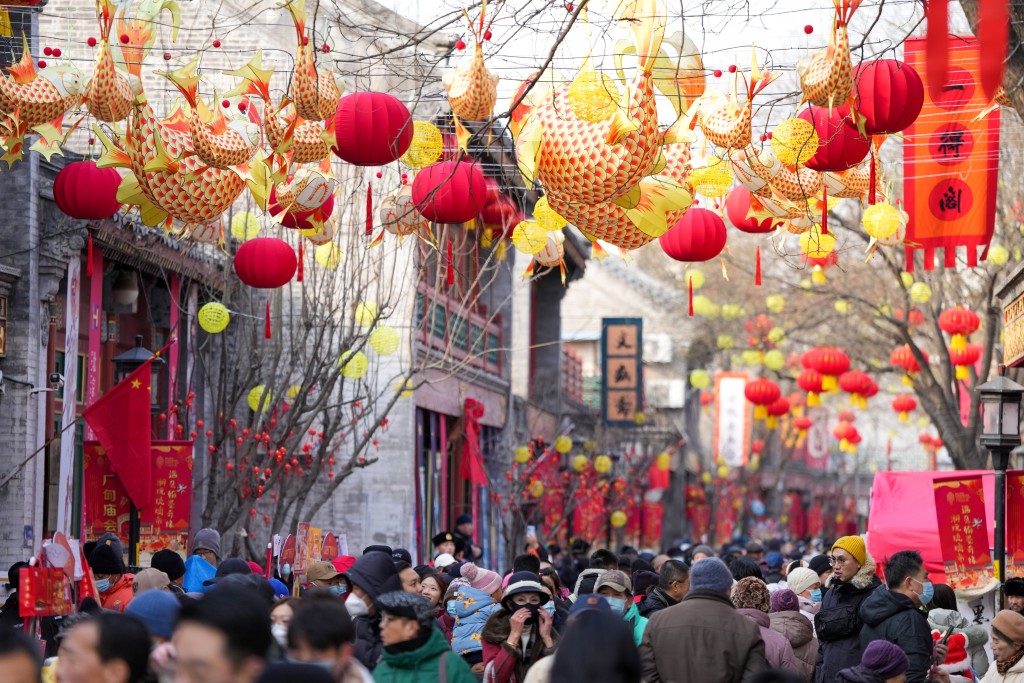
top-left (809, 347), bottom-right (850, 392)
top-left (479, 178), bottom-right (523, 239)
top-left (234, 238), bottom-right (297, 289)
top-left (797, 106), bottom-right (871, 173)
top-left (744, 377), bottom-right (781, 420)
top-left (412, 160), bottom-right (488, 224)
top-left (797, 369), bottom-right (824, 406)
top-left (938, 306), bottom-right (980, 351)
top-left (660, 208), bottom-right (728, 262)
top-left (766, 396), bottom-right (790, 429)
top-left (891, 394), bottom-right (917, 422)
top-left (852, 60), bottom-right (925, 135)
top-left (54, 161), bottom-right (122, 219)
top-left (838, 370), bottom-right (874, 408)
top-left (333, 92), bottom-right (414, 166)
top-left (890, 344), bottom-right (928, 384)
top-left (948, 343), bottom-right (982, 380)
top-left (725, 186), bottom-right (778, 234)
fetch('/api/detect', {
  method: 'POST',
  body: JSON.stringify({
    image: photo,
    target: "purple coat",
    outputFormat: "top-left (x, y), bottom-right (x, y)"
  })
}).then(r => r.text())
top-left (737, 608), bottom-right (802, 676)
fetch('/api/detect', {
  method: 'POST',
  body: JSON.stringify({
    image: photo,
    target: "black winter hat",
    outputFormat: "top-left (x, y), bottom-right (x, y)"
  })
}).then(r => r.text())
top-left (203, 557), bottom-right (253, 586)
top-left (151, 549), bottom-right (186, 581)
top-left (808, 554), bottom-right (831, 576)
top-left (344, 551), bottom-right (401, 601)
top-left (377, 590), bottom-right (435, 627)
top-left (363, 545), bottom-right (393, 556)
top-left (501, 571), bottom-right (549, 611)
top-left (89, 543), bottom-right (125, 575)
top-left (1004, 577), bottom-right (1024, 597)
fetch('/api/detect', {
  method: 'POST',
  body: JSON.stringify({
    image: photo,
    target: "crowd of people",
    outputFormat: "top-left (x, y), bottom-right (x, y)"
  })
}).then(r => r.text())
top-left (2, 526), bottom-right (1024, 683)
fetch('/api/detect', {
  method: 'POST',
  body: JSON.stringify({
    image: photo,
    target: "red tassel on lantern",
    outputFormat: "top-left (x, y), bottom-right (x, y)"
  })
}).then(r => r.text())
top-left (755, 246), bottom-right (762, 286)
top-left (297, 241), bottom-right (304, 282)
top-left (446, 239), bottom-right (455, 286)
top-left (265, 299), bottom-right (272, 339)
top-left (365, 182), bottom-right (373, 236)
top-left (688, 279), bottom-right (694, 317)
top-left (86, 232), bottom-right (93, 276)
top-left (869, 153), bottom-right (876, 205)
top-left (821, 185), bottom-right (828, 235)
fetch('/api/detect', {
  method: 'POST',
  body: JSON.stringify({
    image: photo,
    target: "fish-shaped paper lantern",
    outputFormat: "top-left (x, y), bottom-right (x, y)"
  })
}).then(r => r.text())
top-left (443, 0), bottom-right (498, 120)
top-left (798, 0), bottom-right (861, 109)
top-left (283, 0), bottom-right (342, 122)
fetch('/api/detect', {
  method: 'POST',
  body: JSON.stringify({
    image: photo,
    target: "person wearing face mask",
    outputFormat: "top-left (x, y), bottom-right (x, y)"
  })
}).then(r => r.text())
top-left (373, 591), bottom-right (475, 683)
top-left (787, 567), bottom-right (824, 625)
top-left (481, 571), bottom-right (558, 683)
top-left (815, 536), bottom-right (882, 683)
top-left (270, 598), bottom-right (299, 653)
top-left (859, 550), bottom-right (944, 683)
top-left (342, 550), bottom-right (404, 671)
top-left (88, 543), bottom-right (135, 612)
top-left (287, 593), bottom-right (374, 683)
top-left (307, 561), bottom-right (350, 597)
top-left (450, 563), bottom-right (504, 674)
top-left (594, 570), bottom-right (648, 646)
top-left (982, 610), bottom-right (1024, 683)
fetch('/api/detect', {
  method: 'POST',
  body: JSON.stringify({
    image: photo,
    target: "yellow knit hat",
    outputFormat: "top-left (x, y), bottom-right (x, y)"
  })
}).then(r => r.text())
top-left (832, 536), bottom-right (866, 566)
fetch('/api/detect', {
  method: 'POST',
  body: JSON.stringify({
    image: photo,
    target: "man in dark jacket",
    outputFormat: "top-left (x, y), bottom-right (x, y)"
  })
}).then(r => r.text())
top-left (343, 550), bottom-right (403, 671)
top-left (638, 558), bottom-right (689, 618)
top-left (640, 557), bottom-right (767, 683)
top-left (815, 536), bottom-right (882, 683)
top-left (859, 550), bottom-right (942, 683)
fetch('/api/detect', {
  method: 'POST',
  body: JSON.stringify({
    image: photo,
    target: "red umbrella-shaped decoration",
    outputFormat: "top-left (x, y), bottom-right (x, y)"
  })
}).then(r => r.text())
top-left (890, 344), bottom-right (928, 384)
top-left (797, 368), bottom-right (825, 406)
top-left (333, 92), bottom-right (414, 166)
top-left (891, 394), bottom-right (917, 423)
top-left (233, 238), bottom-right (298, 339)
top-left (766, 396), bottom-right (790, 430)
top-left (938, 306), bottom-right (980, 351)
top-left (838, 370), bottom-right (873, 408)
top-left (948, 343), bottom-right (982, 381)
top-left (745, 377), bottom-right (781, 420)
top-left (809, 347), bottom-right (850, 392)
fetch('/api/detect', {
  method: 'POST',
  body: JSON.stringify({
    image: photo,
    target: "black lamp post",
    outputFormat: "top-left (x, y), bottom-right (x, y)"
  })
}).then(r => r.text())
top-left (977, 374), bottom-right (1024, 610)
top-left (112, 335), bottom-right (165, 567)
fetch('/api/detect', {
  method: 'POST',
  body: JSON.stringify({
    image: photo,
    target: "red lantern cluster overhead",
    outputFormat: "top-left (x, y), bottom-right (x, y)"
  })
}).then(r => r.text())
top-left (938, 306), bottom-right (981, 351)
top-left (838, 370), bottom-right (877, 409)
top-left (948, 343), bottom-right (982, 381)
top-left (725, 186), bottom-right (778, 234)
top-left (891, 394), bottom-right (917, 422)
top-left (744, 377), bottom-right (781, 420)
top-left (852, 60), bottom-right (925, 135)
top-left (412, 160), bottom-right (488, 224)
top-left (797, 105), bottom-right (871, 172)
top-left (766, 396), bottom-right (790, 430)
top-left (890, 344), bottom-right (928, 384)
top-left (807, 347), bottom-right (850, 392)
top-left (54, 161), bottom-right (122, 219)
top-left (797, 368), bottom-right (825, 406)
top-left (660, 208), bottom-right (728, 262)
top-left (333, 92), bottom-right (414, 166)
top-left (833, 420), bottom-right (861, 452)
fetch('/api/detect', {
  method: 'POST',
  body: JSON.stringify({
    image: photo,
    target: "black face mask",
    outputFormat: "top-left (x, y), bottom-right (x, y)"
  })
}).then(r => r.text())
top-left (523, 603), bottom-right (541, 624)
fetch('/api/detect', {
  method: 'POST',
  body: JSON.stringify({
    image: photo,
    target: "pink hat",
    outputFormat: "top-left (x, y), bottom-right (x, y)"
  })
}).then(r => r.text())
top-left (461, 563), bottom-right (502, 595)
top-left (247, 561), bottom-right (264, 576)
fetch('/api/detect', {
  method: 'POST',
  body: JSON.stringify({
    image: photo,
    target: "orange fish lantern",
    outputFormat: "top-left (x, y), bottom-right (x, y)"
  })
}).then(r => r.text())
top-left (444, 0), bottom-right (499, 120)
top-left (283, 0), bottom-right (342, 122)
top-left (0, 35), bottom-right (84, 165)
top-left (798, 0), bottom-right (861, 110)
top-left (692, 52), bottom-right (778, 151)
top-left (269, 168), bottom-right (336, 231)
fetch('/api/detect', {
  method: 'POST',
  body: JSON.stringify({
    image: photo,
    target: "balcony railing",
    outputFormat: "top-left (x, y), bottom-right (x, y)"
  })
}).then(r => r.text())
top-left (415, 285), bottom-right (503, 376)
top-left (562, 347), bottom-right (584, 404)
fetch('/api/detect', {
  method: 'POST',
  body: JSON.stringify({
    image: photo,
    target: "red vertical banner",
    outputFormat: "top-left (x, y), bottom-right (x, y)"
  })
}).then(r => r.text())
top-left (167, 276), bottom-right (180, 438)
top-left (1006, 472), bottom-right (1024, 578)
top-left (138, 442), bottom-right (193, 563)
top-left (19, 567), bottom-right (73, 617)
top-left (641, 500), bottom-right (662, 548)
top-left (904, 37), bottom-right (999, 271)
top-left (933, 476), bottom-right (993, 589)
top-left (83, 442), bottom-right (131, 542)
top-left (85, 246), bottom-right (103, 441)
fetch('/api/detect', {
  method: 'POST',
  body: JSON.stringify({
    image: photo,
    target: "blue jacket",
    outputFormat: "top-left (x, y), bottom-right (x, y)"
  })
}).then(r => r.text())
top-left (449, 585), bottom-right (500, 656)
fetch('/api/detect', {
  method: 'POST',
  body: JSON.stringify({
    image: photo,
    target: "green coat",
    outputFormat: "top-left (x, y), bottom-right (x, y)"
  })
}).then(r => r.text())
top-left (374, 629), bottom-right (476, 683)
top-left (625, 602), bottom-right (649, 647)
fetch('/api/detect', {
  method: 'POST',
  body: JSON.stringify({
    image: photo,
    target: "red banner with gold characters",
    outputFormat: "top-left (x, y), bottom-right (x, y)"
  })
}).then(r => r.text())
top-left (1005, 472), bottom-right (1024, 578)
top-left (933, 476), bottom-right (993, 589)
top-left (83, 441), bottom-right (193, 562)
top-left (904, 36), bottom-right (999, 271)
top-left (19, 566), bottom-right (73, 617)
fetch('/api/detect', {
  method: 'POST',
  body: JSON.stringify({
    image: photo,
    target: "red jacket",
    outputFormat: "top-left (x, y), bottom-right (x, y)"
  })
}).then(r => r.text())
top-left (100, 574), bottom-right (135, 612)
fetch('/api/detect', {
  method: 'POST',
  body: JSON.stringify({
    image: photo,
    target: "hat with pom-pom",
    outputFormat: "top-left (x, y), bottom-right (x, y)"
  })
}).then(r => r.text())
top-left (460, 562), bottom-right (502, 595)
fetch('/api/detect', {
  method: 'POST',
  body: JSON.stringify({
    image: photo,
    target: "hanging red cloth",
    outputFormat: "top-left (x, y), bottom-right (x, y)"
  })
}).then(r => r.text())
top-left (460, 398), bottom-right (488, 486)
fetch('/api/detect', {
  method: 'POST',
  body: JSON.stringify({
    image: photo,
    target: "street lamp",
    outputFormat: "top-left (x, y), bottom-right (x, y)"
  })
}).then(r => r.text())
top-left (977, 374), bottom-right (1024, 609)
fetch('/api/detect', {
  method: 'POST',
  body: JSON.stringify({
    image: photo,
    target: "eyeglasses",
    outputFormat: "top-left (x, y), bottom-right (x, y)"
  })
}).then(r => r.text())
top-left (828, 556), bottom-right (848, 566)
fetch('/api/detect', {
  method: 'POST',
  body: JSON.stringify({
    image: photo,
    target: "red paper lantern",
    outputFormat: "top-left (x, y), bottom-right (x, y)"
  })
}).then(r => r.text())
top-left (268, 185), bottom-right (335, 231)
top-left (412, 160), bottom-right (488, 224)
top-left (233, 238), bottom-right (297, 289)
top-left (660, 208), bottom-right (728, 262)
top-left (797, 106), bottom-right (871, 172)
top-left (54, 161), bottom-right (122, 219)
top-left (793, 416), bottom-right (813, 433)
top-left (938, 306), bottom-right (980, 350)
top-left (852, 59), bottom-right (925, 135)
top-left (838, 370), bottom-right (873, 408)
top-left (765, 396), bottom-right (790, 429)
top-left (891, 394), bottom-right (917, 422)
top-left (797, 369), bottom-right (825, 407)
top-left (333, 92), bottom-right (414, 166)
top-left (890, 344), bottom-right (928, 378)
top-left (948, 342), bottom-right (982, 380)
top-left (480, 178), bottom-right (523, 238)
top-left (809, 347), bottom-right (850, 392)
top-left (725, 186), bottom-right (778, 234)
top-left (837, 410), bottom-right (857, 423)
top-left (744, 377), bottom-right (781, 420)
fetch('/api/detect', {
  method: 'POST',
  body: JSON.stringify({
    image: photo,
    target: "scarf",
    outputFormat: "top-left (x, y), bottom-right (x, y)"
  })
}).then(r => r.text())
top-left (383, 629), bottom-right (431, 655)
top-left (997, 646), bottom-right (1024, 675)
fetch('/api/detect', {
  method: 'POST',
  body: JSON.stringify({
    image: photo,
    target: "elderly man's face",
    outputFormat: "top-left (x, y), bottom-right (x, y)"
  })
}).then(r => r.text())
top-left (1008, 594), bottom-right (1024, 613)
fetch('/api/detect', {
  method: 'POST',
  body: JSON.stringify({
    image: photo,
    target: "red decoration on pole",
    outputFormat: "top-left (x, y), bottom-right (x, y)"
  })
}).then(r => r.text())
top-left (659, 208), bottom-right (728, 262)
top-left (797, 369), bottom-right (825, 406)
top-left (86, 232), bottom-right (94, 276)
top-left (891, 393), bottom-right (917, 422)
top-left (821, 185), bottom-right (827, 235)
top-left (688, 278), bottom-right (694, 317)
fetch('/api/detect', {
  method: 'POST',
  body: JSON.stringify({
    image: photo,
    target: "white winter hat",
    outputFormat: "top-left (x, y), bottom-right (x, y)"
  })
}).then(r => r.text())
top-left (786, 567), bottom-right (820, 596)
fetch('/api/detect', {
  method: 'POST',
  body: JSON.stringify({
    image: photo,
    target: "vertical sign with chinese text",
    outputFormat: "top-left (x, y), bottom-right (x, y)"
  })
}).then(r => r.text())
top-left (1006, 472), bottom-right (1024, 578)
top-left (904, 37), bottom-right (999, 271)
top-left (714, 372), bottom-right (751, 467)
top-left (601, 318), bottom-right (643, 427)
top-left (57, 256), bottom-right (81, 536)
top-left (933, 476), bottom-right (993, 589)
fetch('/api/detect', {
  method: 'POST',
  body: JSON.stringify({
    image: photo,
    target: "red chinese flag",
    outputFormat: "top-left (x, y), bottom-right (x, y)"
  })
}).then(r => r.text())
top-left (83, 351), bottom-right (163, 509)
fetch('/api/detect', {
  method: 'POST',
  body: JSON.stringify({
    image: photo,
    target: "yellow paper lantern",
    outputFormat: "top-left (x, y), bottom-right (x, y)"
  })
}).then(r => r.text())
top-left (910, 282), bottom-right (932, 304)
top-left (395, 378), bottom-right (415, 397)
top-left (657, 451), bottom-right (671, 471)
top-left (400, 121), bottom-right (443, 169)
top-left (230, 211), bottom-right (260, 241)
top-left (741, 350), bottom-right (763, 367)
top-left (534, 196), bottom-right (568, 232)
top-left (717, 465), bottom-right (730, 478)
top-left (989, 244), bottom-right (1010, 266)
top-left (771, 118), bottom-right (819, 166)
top-left (800, 228), bottom-right (835, 259)
top-left (634, 412), bottom-right (646, 425)
top-left (555, 435), bottom-right (573, 454)
top-left (286, 385), bottom-right (303, 401)
top-left (529, 480), bottom-right (545, 497)
top-left (355, 301), bottom-right (379, 328)
top-left (834, 300), bottom-right (850, 314)
top-left (610, 510), bottom-right (628, 528)
top-left (862, 203), bottom-right (900, 240)
top-left (765, 295), bottom-right (785, 313)
top-left (701, 472), bottom-right (712, 484)
top-left (717, 334), bottom-right (735, 350)
top-left (594, 455), bottom-right (612, 474)
top-left (369, 326), bottom-right (400, 355)
top-left (198, 302), bottom-right (230, 333)
top-left (512, 220), bottom-right (548, 254)
top-left (686, 269), bottom-right (705, 290)
top-left (692, 295), bottom-right (718, 318)
top-left (572, 454), bottom-right (589, 472)
top-left (690, 157), bottom-right (734, 197)
top-left (338, 350), bottom-right (369, 379)
top-left (314, 242), bottom-right (343, 269)
top-left (514, 446), bottom-right (532, 464)
top-left (722, 303), bottom-right (743, 320)
top-left (689, 369), bottom-right (711, 389)
top-left (900, 272), bottom-right (914, 288)
top-left (767, 327), bottom-right (786, 344)
top-left (248, 385), bottom-right (272, 413)
top-left (763, 349), bottom-right (785, 371)
top-left (568, 68), bottom-right (620, 122)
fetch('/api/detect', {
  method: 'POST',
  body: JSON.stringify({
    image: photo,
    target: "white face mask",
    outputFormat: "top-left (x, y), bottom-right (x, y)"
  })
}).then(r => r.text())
top-left (345, 592), bottom-right (370, 618)
top-left (271, 623), bottom-right (288, 648)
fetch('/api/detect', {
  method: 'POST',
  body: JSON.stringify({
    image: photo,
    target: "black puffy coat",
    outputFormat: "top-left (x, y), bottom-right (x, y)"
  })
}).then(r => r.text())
top-left (344, 551), bottom-right (403, 670)
top-left (814, 560), bottom-right (882, 683)
top-left (859, 588), bottom-right (933, 683)
top-left (637, 587), bottom-right (677, 618)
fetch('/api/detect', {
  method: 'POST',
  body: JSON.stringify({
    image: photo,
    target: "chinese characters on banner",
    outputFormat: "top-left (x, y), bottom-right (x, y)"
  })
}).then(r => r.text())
top-left (904, 37), bottom-right (999, 271)
top-left (19, 566), bottom-right (73, 617)
top-left (83, 442), bottom-right (193, 563)
top-left (601, 318), bottom-right (643, 427)
top-left (714, 372), bottom-right (751, 467)
top-left (933, 476), bottom-right (993, 589)
top-left (1005, 472), bottom-right (1024, 578)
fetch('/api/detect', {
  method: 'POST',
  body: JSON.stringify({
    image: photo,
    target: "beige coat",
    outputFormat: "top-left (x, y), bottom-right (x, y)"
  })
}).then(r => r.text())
top-left (981, 657), bottom-right (1024, 683)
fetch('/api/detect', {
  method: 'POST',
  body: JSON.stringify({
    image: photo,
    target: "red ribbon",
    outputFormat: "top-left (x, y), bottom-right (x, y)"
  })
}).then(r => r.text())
top-left (755, 246), bottom-right (762, 286)
top-left (365, 182), bottom-right (373, 236)
top-left (265, 299), bottom-right (272, 339)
